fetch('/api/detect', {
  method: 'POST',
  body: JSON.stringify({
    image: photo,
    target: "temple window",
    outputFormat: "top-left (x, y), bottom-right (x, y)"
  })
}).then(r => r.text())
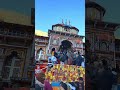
top-left (2, 51), bottom-right (21, 79)
top-left (100, 42), bottom-right (107, 51)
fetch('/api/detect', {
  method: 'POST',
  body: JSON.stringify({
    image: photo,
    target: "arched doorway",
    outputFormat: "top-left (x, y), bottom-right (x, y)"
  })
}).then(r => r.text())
top-left (100, 42), bottom-right (108, 51)
top-left (59, 40), bottom-right (73, 52)
top-left (36, 48), bottom-right (44, 61)
top-left (2, 51), bottom-right (21, 80)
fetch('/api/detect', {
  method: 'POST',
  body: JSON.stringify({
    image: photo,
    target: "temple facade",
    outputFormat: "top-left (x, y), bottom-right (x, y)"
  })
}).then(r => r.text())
top-left (0, 8), bottom-right (35, 87)
top-left (35, 22), bottom-right (85, 64)
top-left (86, 1), bottom-right (119, 68)
top-left (48, 22), bottom-right (84, 55)
top-left (35, 35), bottom-right (49, 61)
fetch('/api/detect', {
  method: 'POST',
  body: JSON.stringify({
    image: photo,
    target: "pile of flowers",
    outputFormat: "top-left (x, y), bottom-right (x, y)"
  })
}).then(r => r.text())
top-left (45, 64), bottom-right (85, 83)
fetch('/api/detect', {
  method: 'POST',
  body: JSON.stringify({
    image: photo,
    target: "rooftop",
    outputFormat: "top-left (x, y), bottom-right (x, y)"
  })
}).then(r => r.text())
top-left (35, 30), bottom-right (48, 37)
top-left (52, 23), bottom-right (79, 31)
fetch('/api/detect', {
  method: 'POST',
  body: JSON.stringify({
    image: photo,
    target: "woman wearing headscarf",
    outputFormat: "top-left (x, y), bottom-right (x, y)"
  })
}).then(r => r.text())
top-left (35, 71), bottom-right (53, 90)
top-left (35, 71), bottom-right (45, 90)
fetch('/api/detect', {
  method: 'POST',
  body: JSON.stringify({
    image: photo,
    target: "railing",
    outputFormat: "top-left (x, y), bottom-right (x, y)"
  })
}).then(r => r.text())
top-left (0, 30), bottom-right (32, 39)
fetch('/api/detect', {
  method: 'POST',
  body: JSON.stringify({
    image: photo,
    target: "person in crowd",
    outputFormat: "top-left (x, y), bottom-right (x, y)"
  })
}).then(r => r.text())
top-left (35, 71), bottom-right (53, 90)
top-left (44, 79), bottom-right (53, 90)
top-left (50, 48), bottom-right (58, 64)
top-left (36, 48), bottom-right (44, 63)
top-left (56, 51), bottom-right (61, 64)
top-left (79, 77), bottom-right (84, 90)
top-left (96, 60), bottom-right (113, 90)
top-left (60, 82), bottom-right (68, 90)
top-left (67, 51), bottom-right (73, 65)
top-left (112, 65), bottom-right (119, 89)
top-left (51, 48), bottom-right (60, 64)
top-left (59, 50), bottom-right (68, 65)
top-left (51, 55), bottom-right (57, 64)
top-left (35, 71), bottom-right (45, 90)
top-left (73, 52), bottom-right (77, 65)
top-left (81, 56), bottom-right (85, 68)
top-left (86, 70), bottom-right (92, 90)
top-left (51, 48), bottom-right (58, 58)
top-left (92, 63), bottom-right (103, 90)
top-left (76, 51), bottom-right (84, 66)
top-left (111, 68), bottom-right (118, 89)
top-left (67, 82), bottom-right (76, 90)
top-left (48, 58), bottom-right (53, 71)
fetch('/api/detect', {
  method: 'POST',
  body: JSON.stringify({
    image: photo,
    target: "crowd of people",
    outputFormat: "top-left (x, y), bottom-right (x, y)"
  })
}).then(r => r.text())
top-left (48, 48), bottom-right (85, 67)
top-left (86, 59), bottom-right (120, 90)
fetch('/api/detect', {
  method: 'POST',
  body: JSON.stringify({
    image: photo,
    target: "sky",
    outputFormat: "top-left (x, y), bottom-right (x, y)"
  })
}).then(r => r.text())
top-left (0, 0), bottom-right (119, 38)
top-left (0, 0), bottom-right (34, 16)
top-left (35, 0), bottom-right (85, 36)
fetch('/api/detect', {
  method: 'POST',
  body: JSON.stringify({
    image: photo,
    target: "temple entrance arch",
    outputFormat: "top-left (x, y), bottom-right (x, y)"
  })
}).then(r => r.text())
top-left (59, 40), bottom-right (73, 51)
top-left (61, 40), bottom-right (72, 49)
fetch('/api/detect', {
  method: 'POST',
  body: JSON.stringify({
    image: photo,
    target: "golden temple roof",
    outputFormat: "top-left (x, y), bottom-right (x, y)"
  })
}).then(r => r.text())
top-left (35, 30), bottom-right (48, 37)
